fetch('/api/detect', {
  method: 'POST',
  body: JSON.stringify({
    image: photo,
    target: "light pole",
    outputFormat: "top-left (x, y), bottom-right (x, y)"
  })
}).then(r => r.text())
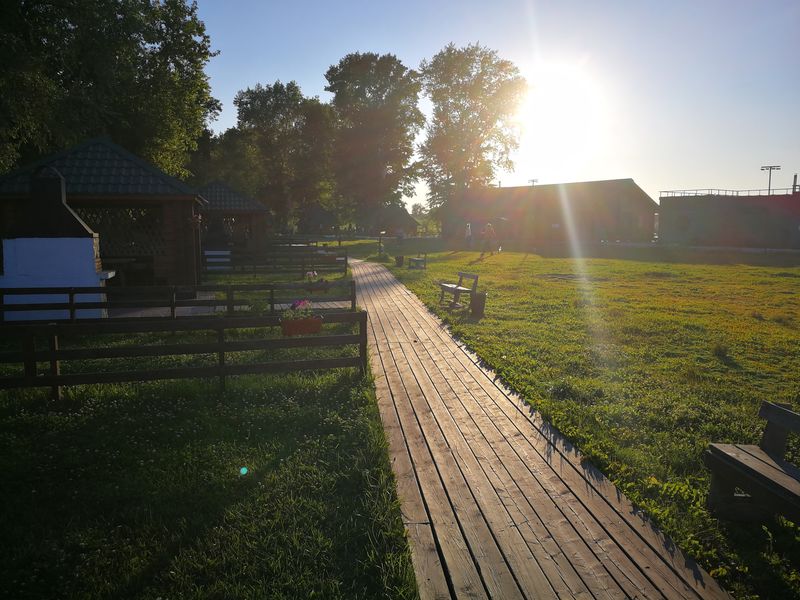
top-left (761, 165), bottom-right (781, 195)
top-left (378, 230), bottom-right (386, 257)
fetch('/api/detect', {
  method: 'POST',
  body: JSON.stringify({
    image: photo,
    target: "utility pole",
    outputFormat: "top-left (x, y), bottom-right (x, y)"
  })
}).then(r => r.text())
top-left (528, 178), bottom-right (538, 187)
top-left (761, 165), bottom-right (781, 194)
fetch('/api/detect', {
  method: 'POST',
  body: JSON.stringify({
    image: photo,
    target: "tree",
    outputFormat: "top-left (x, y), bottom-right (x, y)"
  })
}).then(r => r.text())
top-left (419, 43), bottom-right (526, 208)
top-left (292, 99), bottom-right (339, 232)
top-left (325, 52), bottom-right (424, 224)
top-left (229, 81), bottom-right (338, 231)
top-left (0, 0), bottom-right (219, 176)
top-left (234, 81), bottom-right (305, 229)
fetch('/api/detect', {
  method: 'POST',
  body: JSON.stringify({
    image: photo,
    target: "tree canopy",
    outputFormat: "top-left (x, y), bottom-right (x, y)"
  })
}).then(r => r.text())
top-left (325, 52), bottom-right (424, 220)
top-left (2, 7), bottom-right (528, 232)
top-left (419, 43), bottom-right (526, 208)
top-left (0, 0), bottom-right (219, 176)
top-left (190, 81), bottom-right (337, 232)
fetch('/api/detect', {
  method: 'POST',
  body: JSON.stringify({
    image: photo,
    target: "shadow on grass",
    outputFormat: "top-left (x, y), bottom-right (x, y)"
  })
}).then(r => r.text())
top-left (0, 372), bottom-right (414, 599)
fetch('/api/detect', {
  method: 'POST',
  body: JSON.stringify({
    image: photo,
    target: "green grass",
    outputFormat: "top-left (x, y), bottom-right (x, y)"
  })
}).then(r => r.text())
top-left (0, 371), bottom-right (417, 599)
top-left (376, 243), bottom-right (800, 599)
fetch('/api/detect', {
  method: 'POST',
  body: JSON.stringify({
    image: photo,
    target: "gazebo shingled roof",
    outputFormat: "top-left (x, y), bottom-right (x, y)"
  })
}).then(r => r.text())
top-left (197, 181), bottom-right (268, 213)
top-left (0, 137), bottom-right (198, 199)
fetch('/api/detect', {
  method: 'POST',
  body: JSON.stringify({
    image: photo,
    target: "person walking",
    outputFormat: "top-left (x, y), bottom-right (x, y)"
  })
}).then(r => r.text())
top-left (485, 222), bottom-right (497, 255)
top-left (465, 222), bottom-right (473, 249)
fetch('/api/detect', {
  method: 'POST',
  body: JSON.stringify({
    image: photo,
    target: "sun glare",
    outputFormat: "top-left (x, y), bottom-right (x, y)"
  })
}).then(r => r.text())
top-left (513, 62), bottom-right (612, 183)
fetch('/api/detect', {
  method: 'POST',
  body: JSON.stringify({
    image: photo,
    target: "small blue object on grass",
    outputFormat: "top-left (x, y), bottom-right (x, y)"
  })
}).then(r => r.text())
top-left (239, 467), bottom-right (249, 476)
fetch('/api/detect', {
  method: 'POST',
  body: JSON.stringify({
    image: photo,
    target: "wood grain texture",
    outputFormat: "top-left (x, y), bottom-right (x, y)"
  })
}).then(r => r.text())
top-left (352, 259), bottom-right (730, 600)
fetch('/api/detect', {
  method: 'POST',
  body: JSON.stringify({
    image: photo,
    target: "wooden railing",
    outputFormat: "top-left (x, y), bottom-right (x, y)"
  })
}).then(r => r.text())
top-left (0, 311), bottom-right (368, 399)
top-left (202, 248), bottom-right (348, 277)
top-left (0, 280), bottom-right (356, 322)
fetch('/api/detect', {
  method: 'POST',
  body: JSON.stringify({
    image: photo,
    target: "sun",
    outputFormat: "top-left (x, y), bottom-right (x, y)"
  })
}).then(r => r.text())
top-left (512, 61), bottom-right (612, 183)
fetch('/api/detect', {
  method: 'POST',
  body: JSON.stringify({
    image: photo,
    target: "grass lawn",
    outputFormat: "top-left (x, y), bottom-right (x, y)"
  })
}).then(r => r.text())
top-left (362, 238), bottom-right (800, 599)
top-left (0, 357), bottom-right (416, 598)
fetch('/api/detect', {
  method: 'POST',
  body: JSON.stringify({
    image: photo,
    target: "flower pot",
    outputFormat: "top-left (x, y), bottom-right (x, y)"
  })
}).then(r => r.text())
top-left (281, 315), bottom-right (323, 336)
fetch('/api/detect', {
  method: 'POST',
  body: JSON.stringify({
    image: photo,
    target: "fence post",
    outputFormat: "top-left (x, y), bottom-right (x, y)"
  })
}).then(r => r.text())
top-left (359, 311), bottom-right (368, 375)
top-left (48, 325), bottom-right (62, 401)
top-left (69, 289), bottom-right (76, 321)
top-left (343, 248), bottom-right (348, 273)
top-left (23, 333), bottom-right (36, 382)
top-left (226, 287), bottom-right (234, 316)
top-left (170, 286), bottom-right (177, 319)
top-left (270, 288), bottom-right (275, 316)
top-left (350, 280), bottom-right (356, 311)
top-left (217, 326), bottom-right (226, 390)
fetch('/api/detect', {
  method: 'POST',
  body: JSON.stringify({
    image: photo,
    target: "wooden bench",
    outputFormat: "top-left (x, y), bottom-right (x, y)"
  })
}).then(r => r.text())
top-left (439, 272), bottom-right (478, 308)
top-left (704, 401), bottom-right (800, 521)
top-left (408, 253), bottom-right (427, 269)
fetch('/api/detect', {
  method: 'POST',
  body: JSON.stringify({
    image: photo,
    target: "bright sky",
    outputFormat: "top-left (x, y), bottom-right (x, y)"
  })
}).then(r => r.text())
top-left (197, 0), bottom-right (800, 207)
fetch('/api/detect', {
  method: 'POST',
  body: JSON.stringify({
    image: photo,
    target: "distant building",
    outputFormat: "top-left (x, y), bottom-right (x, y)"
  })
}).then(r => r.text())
top-left (0, 137), bottom-right (204, 286)
top-left (442, 178), bottom-right (657, 246)
top-left (658, 188), bottom-right (800, 249)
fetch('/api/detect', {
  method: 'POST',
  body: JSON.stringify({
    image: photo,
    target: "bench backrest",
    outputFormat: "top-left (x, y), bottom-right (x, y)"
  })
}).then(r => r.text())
top-left (456, 272), bottom-right (479, 292)
top-left (759, 401), bottom-right (800, 457)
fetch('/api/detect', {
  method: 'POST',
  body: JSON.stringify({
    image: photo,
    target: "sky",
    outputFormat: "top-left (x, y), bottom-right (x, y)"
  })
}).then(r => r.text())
top-left (196, 0), bottom-right (800, 207)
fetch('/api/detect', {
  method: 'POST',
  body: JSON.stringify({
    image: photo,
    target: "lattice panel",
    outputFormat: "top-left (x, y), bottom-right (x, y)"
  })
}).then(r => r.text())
top-left (74, 206), bottom-right (166, 256)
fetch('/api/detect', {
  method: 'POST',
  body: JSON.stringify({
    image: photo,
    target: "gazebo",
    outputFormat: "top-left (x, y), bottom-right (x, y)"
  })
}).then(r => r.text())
top-left (196, 181), bottom-right (269, 251)
top-left (0, 137), bottom-right (204, 286)
top-left (364, 204), bottom-right (420, 237)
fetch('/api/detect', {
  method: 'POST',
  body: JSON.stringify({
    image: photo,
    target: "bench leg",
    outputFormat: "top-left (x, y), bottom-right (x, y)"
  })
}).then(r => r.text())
top-left (440, 289), bottom-right (445, 303)
top-left (707, 471), bottom-right (773, 522)
top-left (708, 471), bottom-right (736, 512)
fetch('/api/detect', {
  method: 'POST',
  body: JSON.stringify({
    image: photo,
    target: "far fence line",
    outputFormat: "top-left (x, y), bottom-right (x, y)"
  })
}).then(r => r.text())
top-left (0, 311), bottom-right (368, 399)
top-left (202, 248), bottom-right (348, 278)
top-left (660, 187), bottom-right (796, 198)
top-left (0, 280), bottom-right (356, 323)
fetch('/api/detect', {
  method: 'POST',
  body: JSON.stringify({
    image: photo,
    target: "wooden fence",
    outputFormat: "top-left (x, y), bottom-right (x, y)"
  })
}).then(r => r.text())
top-left (0, 311), bottom-right (368, 399)
top-left (0, 280), bottom-right (356, 322)
top-left (202, 248), bottom-right (348, 277)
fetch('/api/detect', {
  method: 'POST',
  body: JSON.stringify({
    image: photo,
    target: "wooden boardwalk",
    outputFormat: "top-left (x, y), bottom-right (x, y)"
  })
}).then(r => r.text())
top-left (353, 260), bottom-right (729, 600)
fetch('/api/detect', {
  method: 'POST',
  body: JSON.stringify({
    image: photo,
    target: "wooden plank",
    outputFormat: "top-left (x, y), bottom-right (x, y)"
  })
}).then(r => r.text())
top-left (735, 444), bottom-right (800, 483)
top-left (759, 401), bottom-right (800, 455)
top-left (391, 313), bottom-right (627, 599)
top-left (358, 262), bottom-right (460, 598)
top-left (708, 444), bottom-right (800, 501)
top-left (0, 311), bottom-right (363, 337)
top-left (398, 340), bottom-right (561, 599)
top-left (367, 323), bottom-right (450, 599)
top-left (421, 318), bottom-right (723, 595)
top-left (359, 263), bottom-right (478, 599)
top-left (385, 271), bottom-right (707, 600)
top-left (352, 260), bottom-right (729, 600)
top-left (363, 267), bottom-right (552, 598)
top-left (362, 267), bottom-right (521, 599)
top-left (363, 261), bottom-right (636, 600)
top-left (26, 333), bottom-right (361, 362)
